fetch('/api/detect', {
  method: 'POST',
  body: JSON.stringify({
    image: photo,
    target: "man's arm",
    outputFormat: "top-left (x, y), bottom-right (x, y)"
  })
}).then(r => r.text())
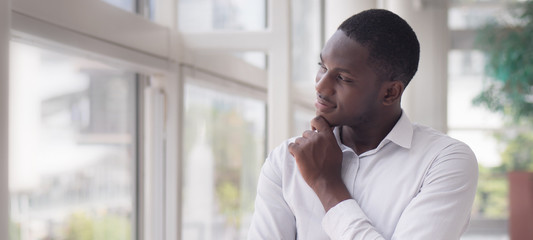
top-left (388, 142), bottom-right (478, 239)
top-left (288, 116), bottom-right (352, 212)
top-left (289, 117), bottom-right (478, 239)
top-left (248, 148), bottom-right (296, 239)
top-left (323, 142), bottom-right (478, 239)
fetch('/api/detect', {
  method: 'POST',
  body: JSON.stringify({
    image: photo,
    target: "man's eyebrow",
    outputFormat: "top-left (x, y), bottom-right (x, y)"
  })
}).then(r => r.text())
top-left (319, 53), bottom-right (354, 75)
top-left (336, 67), bottom-right (353, 75)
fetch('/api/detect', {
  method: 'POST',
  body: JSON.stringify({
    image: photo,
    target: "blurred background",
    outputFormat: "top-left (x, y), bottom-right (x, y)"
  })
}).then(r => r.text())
top-left (1, 0), bottom-right (532, 239)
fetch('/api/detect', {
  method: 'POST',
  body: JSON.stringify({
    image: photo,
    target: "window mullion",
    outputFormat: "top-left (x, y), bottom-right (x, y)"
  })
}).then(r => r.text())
top-left (142, 77), bottom-right (167, 240)
top-left (0, 0), bottom-right (10, 238)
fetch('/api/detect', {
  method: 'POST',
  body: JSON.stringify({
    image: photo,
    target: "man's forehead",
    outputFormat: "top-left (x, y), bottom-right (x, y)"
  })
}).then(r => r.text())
top-left (323, 30), bottom-right (366, 53)
top-left (322, 31), bottom-right (368, 59)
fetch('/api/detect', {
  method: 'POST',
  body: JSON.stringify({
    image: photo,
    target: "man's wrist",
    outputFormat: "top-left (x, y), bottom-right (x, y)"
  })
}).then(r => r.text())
top-left (312, 177), bottom-right (352, 212)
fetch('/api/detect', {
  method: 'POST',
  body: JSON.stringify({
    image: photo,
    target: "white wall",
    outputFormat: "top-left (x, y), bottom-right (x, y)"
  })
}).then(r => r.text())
top-left (387, 0), bottom-right (449, 132)
top-left (324, 0), bottom-right (377, 40)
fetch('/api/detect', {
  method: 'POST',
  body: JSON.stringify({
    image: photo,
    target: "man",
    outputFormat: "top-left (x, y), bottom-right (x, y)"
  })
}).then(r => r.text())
top-left (248, 9), bottom-right (478, 240)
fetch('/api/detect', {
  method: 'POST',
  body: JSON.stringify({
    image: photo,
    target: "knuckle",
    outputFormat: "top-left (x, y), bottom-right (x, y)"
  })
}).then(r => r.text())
top-left (311, 116), bottom-right (320, 124)
top-left (302, 130), bottom-right (313, 137)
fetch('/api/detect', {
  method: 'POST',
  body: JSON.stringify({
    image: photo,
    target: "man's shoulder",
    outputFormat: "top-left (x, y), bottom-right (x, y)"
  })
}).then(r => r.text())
top-left (265, 137), bottom-right (299, 170)
top-left (411, 123), bottom-right (473, 153)
top-left (411, 123), bottom-right (476, 161)
top-left (270, 136), bottom-right (298, 155)
top-left (412, 123), bottom-right (459, 143)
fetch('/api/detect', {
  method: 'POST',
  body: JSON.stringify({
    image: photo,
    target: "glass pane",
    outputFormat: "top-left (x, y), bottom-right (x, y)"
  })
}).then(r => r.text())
top-left (448, 3), bottom-right (512, 239)
top-left (148, 0), bottom-right (177, 27)
top-left (449, 4), bottom-right (505, 30)
top-left (449, 130), bottom-right (508, 220)
top-left (9, 42), bottom-right (137, 240)
top-left (447, 50), bottom-right (503, 129)
top-left (293, 107), bottom-right (314, 137)
top-left (291, 0), bottom-right (322, 89)
top-left (449, 0), bottom-right (527, 30)
top-left (101, 0), bottom-right (136, 13)
top-left (182, 83), bottom-right (266, 240)
top-left (178, 0), bottom-right (267, 32)
top-left (231, 52), bottom-right (267, 70)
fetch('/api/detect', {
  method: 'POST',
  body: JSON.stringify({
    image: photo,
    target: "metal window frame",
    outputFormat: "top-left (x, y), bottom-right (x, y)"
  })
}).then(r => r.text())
top-left (5, 1), bottom-right (180, 240)
top-left (0, 0), bottom-right (10, 239)
top-left (2, 1), bottom-right (293, 240)
top-left (8, 36), bottom-right (150, 240)
top-left (181, 0), bottom-right (292, 150)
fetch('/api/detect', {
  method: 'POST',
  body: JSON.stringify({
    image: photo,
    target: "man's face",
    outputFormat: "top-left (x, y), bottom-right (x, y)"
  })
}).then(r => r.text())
top-left (315, 30), bottom-right (384, 127)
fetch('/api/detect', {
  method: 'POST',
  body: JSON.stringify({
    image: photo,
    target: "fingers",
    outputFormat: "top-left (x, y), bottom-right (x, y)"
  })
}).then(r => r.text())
top-left (288, 142), bottom-right (300, 157)
top-left (289, 133), bottom-right (311, 157)
top-left (288, 142), bottom-right (295, 156)
top-left (291, 117), bottom-right (331, 158)
top-left (311, 116), bottom-right (332, 133)
top-left (302, 130), bottom-right (315, 139)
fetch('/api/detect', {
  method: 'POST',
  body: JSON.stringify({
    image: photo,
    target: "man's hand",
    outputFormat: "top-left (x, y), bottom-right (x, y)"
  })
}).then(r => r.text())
top-left (288, 116), bottom-right (352, 212)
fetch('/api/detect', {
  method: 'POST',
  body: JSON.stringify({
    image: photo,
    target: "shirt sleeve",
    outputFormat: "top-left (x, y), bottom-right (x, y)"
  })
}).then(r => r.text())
top-left (322, 141), bottom-right (479, 240)
top-left (248, 148), bottom-right (297, 239)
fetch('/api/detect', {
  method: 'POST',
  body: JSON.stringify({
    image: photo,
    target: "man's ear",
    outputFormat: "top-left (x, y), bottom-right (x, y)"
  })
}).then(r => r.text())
top-left (382, 81), bottom-right (404, 106)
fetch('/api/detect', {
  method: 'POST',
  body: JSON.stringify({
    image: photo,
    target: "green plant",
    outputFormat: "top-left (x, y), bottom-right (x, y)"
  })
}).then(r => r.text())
top-left (64, 212), bottom-right (131, 240)
top-left (474, 1), bottom-right (533, 121)
top-left (474, 1), bottom-right (533, 172)
top-left (501, 132), bottom-right (533, 171)
top-left (9, 220), bottom-right (20, 240)
top-left (473, 165), bottom-right (508, 219)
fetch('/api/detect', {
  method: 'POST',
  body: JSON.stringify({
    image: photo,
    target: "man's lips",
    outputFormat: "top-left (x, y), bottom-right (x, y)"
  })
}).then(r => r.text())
top-left (315, 96), bottom-right (336, 112)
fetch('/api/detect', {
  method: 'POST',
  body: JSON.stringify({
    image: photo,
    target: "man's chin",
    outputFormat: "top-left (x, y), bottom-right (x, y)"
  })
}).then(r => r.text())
top-left (315, 113), bottom-right (338, 128)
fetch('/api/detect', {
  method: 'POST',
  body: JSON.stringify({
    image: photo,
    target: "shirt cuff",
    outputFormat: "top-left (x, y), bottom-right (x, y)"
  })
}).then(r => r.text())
top-left (321, 199), bottom-right (368, 239)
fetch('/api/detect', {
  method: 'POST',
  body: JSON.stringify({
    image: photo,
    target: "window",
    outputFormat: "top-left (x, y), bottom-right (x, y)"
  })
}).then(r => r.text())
top-left (9, 41), bottom-right (138, 240)
top-left (231, 52), bottom-right (267, 70)
top-left (448, 50), bottom-right (507, 225)
top-left (177, 0), bottom-right (267, 32)
top-left (101, 0), bottom-right (136, 13)
top-left (290, 0), bottom-right (323, 136)
top-left (447, 1), bottom-right (527, 239)
top-left (291, 0), bottom-right (322, 88)
top-left (4, 1), bottom-right (285, 240)
top-left (293, 107), bottom-right (315, 137)
top-left (182, 72), bottom-right (266, 240)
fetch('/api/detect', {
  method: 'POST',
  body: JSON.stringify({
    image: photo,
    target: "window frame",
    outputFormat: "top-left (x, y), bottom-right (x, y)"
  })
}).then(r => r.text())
top-left (1, 0), bottom-right (11, 239)
top-left (180, 0), bottom-right (292, 150)
top-left (447, 1), bottom-right (514, 238)
top-left (2, 0), bottom-right (292, 240)
top-left (6, 1), bottom-right (181, 240)
top-left (8, 35), bottom-right (150, 240)
top-left (180, 65), bottom-right (267, 239)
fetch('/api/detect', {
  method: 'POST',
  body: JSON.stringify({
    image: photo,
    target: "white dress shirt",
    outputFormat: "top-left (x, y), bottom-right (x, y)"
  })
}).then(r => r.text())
top-left (248, 112), bottom-right (478, 240)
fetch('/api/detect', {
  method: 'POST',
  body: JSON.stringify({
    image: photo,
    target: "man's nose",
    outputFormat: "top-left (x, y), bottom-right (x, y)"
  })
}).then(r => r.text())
top-left (315, 72), bottom-right (335, 96)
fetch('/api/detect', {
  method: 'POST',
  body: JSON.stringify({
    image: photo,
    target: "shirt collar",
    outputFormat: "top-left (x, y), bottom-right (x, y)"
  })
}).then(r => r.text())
top-left (333, 111), bottom-right (413, 154)
top-left (385, 111), bottom-right (413, 149)
top-left (333, 127), bottom-right (352, 153)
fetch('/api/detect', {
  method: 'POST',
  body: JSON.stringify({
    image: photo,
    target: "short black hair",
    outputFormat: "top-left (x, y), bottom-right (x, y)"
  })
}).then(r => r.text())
top-left (338, 9), bottom-right (420, 87)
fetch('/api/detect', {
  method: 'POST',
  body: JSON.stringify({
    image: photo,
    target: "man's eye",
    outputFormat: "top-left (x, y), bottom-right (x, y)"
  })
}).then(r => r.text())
top-left (317, 62), bottom-right (327, 71)
top-left (337, 75), bottom-right (352, 82)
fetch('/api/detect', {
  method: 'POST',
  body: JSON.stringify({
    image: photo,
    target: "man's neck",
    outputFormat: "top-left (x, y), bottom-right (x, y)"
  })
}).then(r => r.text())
top-left (340, 110), bottom-right (402, 155)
